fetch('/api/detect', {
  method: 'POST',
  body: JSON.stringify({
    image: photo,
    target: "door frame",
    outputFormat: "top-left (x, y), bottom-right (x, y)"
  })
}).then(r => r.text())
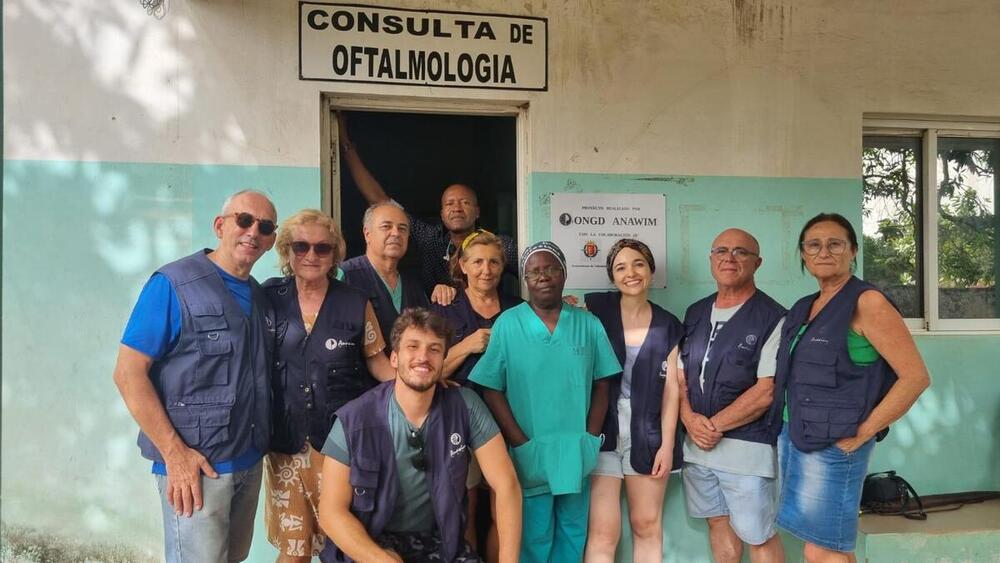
top-left (320, 93), bottom-right (530, 262)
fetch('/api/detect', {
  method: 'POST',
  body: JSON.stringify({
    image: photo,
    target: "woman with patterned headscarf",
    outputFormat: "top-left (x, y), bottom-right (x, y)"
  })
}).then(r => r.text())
top-left (470, 241), bottom-right (622, 563)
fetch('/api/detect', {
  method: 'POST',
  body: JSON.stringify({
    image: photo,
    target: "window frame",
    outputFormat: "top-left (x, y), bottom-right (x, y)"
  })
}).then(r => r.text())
top-left (863, 116), bottom-right (1000, 332)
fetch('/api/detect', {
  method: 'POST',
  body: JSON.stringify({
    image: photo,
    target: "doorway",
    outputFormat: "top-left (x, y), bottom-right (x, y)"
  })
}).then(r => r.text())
top-left (328, 107), bottom-right (521, 277)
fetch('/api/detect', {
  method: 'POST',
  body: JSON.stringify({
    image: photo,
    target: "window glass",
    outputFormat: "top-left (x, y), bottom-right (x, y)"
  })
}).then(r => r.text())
top-left (862, 136), bottom-right (923, 318)
top-left (937, 138), bottom-right (999, 319)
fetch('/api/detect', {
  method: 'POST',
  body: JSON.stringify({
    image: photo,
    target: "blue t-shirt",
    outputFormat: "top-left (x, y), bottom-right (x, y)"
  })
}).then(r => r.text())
top-left (121, 263), bottom-right (259, 475)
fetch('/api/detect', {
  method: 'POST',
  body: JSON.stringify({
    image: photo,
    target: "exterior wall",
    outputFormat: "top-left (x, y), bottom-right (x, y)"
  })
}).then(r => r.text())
top-left (4, 0), bottom-right (999, 560)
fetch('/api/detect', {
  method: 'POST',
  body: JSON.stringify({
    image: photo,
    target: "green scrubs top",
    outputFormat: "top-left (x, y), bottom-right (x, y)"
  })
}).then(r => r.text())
top-left (469, 302), bottom-right (622, 497)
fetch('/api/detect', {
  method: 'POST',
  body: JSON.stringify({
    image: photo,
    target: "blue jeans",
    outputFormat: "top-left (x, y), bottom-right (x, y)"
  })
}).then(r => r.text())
top-left (776, 428), bottom-right (875, 552)
top-left (155, 460), bottom-right (263, 562)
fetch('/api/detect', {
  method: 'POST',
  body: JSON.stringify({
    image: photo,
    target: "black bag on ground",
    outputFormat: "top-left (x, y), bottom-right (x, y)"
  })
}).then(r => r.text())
top-left (860, 470), bottom-right (927, 520)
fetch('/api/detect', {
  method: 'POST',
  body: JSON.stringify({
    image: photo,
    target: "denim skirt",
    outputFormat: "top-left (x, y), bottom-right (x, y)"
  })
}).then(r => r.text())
top-left (776, 427), bottom-right (875, 552)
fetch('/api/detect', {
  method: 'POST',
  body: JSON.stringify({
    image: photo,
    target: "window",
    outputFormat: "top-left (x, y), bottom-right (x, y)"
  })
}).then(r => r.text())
top-left (863, 118), bottom-right (1000, 331)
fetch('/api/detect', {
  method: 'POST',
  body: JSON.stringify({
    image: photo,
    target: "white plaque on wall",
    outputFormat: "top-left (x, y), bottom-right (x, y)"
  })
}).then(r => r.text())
top-left (550, 193), bottom-right (667, 289)
top-left (300, 3), bottom-right (548, 91)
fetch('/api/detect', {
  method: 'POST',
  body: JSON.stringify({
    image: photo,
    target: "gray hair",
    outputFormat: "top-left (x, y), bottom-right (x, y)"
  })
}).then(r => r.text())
top-left (220, 189), bottom-right (275, 216)
top-left (362, 200), bottom-right (406, 229)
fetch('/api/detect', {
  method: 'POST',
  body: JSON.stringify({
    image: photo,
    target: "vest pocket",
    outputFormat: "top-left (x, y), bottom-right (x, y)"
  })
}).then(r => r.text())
top-left (799, 405), bottom-right (862, 439)
top-left (349, 465), bottom-right (379, 513)
top-left (166, 402), bottom-right (232, 449)
top-left (792, 355), bottom-right (837, 388)
top-left (195, 339), bottom-right (232, 387)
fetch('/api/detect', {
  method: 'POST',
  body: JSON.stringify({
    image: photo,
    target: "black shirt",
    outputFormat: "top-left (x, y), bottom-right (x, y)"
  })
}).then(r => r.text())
top-left (407, 214), bottom-right (518, 295)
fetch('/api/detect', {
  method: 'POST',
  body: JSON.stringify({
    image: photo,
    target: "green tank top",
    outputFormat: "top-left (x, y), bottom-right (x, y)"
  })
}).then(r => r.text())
top-left (782, 325), bottom-right (880, 421)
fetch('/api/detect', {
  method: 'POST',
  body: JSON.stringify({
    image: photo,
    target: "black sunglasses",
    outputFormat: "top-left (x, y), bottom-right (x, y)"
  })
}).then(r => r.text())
top-left (406, 428), bottom-right (428, 472)
top-left (230, 212), bottom-right (277, 236)
top-left (291, 241), bottom-right (334, 257)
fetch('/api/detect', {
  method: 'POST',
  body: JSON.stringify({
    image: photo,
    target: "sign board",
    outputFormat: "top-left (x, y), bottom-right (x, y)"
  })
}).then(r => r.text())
top-left (550, 193), bottom-right (667, 289)
top-left (299, 3), bottom-right (548, 90)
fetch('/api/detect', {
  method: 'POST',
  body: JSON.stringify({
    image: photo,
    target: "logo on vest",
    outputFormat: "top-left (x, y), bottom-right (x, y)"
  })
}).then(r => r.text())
top-left (737, 333), bottom-right (757, 351)
top-left (659, 360), bottom-right (668, 378)
top-left (450, 433), bottom-right (467, 457)
top-left (809, 337), bottom-right (830, 345)
top-left (325, 338), bottom-right (357, 351)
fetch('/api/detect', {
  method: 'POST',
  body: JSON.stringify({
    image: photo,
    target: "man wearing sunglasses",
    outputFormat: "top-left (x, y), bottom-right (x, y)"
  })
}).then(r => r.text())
top-left (318, 308), bottom-right (522, 563)
top-left (676, 228), bottom-right (787, 563)
top-left (113, 190), bottom-right (278, 562)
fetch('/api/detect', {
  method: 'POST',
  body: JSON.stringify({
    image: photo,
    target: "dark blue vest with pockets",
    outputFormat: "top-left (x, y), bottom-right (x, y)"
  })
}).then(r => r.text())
top-left (585, 291), bottom-right (684, 474)
top-left (681, 290), bottom-right (786, 446)
top-left (430, 291), bottom-right (523, 385)
top-left (322, 382), bottom-right (469, 562)
top-left (264, 276), bottom-right (375, 454)
top-left (138, 250), bottom-right (273, 464)
top-left (340, 256), bottom-right (429, 355)
top-left (774, 276), bottom-right (898, 452)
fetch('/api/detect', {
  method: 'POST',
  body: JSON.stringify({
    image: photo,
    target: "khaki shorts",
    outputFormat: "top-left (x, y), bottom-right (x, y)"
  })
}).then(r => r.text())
top-left (264, 445), bottom-right (327, 557)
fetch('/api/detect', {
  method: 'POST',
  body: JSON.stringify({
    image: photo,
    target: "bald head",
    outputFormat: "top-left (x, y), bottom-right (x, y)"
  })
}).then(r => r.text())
top-left (709, 228), bottom-right (762, 292)
top-left (711, 228), bottom-right (760, 255)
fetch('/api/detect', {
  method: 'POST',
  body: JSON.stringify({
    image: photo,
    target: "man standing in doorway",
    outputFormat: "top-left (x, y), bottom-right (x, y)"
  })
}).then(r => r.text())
top-left (678, 228), bottom-right (786, 563)
top-left (341, 201), bottom-right (430, 351)
top-left (112, 190), bottom-right (278, 562)
top-left (338, 113), bottom-right (518, 295)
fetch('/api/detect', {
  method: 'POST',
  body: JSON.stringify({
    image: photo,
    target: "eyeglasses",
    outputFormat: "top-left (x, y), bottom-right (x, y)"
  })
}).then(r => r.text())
top-left (229, 212), bottom-right (277, 236)
top-left (800, 239), bottom-right (849, 256)
top-left (709, 247), bottom-right (759, 260)
top-left (524, 265), bottom-right (564, 282)
top-left (406, 428), bottom-right (427, 471)
top-left (291, 241), bottom-right (334, 257)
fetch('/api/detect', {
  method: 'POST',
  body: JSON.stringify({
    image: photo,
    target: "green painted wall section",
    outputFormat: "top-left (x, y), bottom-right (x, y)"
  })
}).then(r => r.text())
top-left (1, 159), bottom-right (320, 560)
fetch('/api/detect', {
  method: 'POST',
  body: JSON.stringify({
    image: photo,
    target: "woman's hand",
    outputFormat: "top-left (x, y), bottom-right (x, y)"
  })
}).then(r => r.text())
top-left (834, 432), bottom-right (871, 454)
top-left (431, 284), bottom-right (457, 305)
top-left (460, 328), bottom-right (492, 354)
top-left (650, 445), bottom-right (673, 479)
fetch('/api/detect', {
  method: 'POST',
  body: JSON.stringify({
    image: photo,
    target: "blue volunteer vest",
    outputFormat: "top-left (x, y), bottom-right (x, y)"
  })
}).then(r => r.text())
top-left (340, 256), bottom-right (429, 354)
top-left (264, 276), bottom-right (375, 454)
top-left (681, 290), bottom-right (786, 446)
top-left (585, 292), bottom-right (684, 474)
top-left (430, 291), bottom-right (523, 384)
top-left (137, 250), bottom-right (272, 464)
top-left (323, 382), bottom-right (470, 563)
top-left (774, 276), bottom-right (898, 452)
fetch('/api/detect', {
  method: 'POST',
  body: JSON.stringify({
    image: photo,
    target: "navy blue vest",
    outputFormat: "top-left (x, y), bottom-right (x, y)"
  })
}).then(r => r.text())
top-left (774, 276), bottom-right (898, 452)
top-left (341, 255), bottom-right (429, 355)
top-left (430, 291), bottom-right (523, 384)
top-left (325, 382), bottom-right (469, 563)
top-left (138, 250), bottom-right (273, 464)
top-left (585, 292), bottom-right (684, 474)
top-left (681, 290), bottom-right (786, 446)
top-left (264, 276), bottom-right (375, 454)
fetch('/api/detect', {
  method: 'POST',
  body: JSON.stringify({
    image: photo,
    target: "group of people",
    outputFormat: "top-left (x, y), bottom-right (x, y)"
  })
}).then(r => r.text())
top-left (114, 137), bottom-right (930, 563)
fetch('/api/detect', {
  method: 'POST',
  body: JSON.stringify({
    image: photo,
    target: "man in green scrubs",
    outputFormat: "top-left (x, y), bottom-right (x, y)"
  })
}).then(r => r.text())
top-left (470, 241), bottom-right (621, 563)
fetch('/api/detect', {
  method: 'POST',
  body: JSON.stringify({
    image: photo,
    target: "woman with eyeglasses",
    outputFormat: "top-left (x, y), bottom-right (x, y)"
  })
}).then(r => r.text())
top-left (583, 239), bottom-right (683, 563)
top-left (262, 209), bottom-right (395, 562)
top-left (431, 229), bottom-right (523, 561)
top-left (773, 213), bottom-right (930, 562)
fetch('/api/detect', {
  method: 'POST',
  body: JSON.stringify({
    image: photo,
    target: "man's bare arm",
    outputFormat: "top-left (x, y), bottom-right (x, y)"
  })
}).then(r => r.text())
top-left (318, 457), bottom-right (402, 562)
top-left (112, 344), bottom-right (217, 516)
top-left (338, 112), bottom-right (391, 205)
top-left (475, 434), bottom-right (522, 563)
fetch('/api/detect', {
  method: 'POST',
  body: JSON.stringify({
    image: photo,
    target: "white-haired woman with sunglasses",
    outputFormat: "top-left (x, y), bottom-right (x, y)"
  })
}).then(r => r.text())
top-left (262, 209), bottom-right (395, 562)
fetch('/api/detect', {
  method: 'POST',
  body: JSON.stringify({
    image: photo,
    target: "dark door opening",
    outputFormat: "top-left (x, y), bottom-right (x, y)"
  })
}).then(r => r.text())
top-left (336, 110), bottom-right (518, 282)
